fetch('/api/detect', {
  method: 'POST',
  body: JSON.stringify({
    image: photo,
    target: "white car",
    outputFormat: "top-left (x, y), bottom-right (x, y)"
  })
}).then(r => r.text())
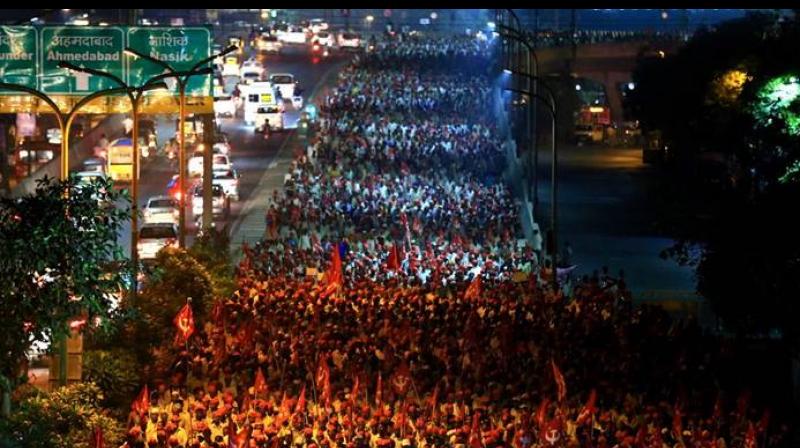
top-left (143, 196), bottom-right (180, 225)
top-left (269, 73), bottom-right (296, 99)
top-left (138, 223), bottom-right (178, 260)
top-left (257, 34), bottom-right (283, 54)
top-left (338, 32), bottom-right (362, 50)
top-left (277, 26), bottom-right (307, 44)
top-left (240, 59), bottom-right (265, 84)
top-left (192, 184), bottom-right (230, 218)
top-left (309, 19), bottom-right (329, 34)
top-left (188, 151), bottom-right (232, 176)
top-left (212, 168), bottom-right (240, 200)
top-left (313, 31), bottom-right (334, 47)
top-left (214, 94), bottom-right (237, 117)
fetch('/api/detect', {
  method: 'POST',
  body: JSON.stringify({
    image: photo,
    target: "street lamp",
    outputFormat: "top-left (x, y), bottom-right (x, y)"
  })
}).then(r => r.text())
top-left (502, 73), bottom-right (559, 288)
top-left (497, 24), bottom-right (541, 209)
top-left (58, 61), bottom-right (170, 304)
top-left (123, 45), bottom-right (237, 247)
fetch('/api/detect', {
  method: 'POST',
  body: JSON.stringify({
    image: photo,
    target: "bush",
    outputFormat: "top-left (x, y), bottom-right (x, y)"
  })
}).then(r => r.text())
top-left (82, 349), bottom-right (140, 414)
top-left (189, 226), bottom-right (236, 299)
top-left (0, 382), bottom-right (124, 448)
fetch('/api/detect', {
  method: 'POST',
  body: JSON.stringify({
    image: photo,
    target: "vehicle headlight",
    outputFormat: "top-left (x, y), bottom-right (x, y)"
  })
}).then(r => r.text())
top-left (19, 150), bottom-right (29, 159)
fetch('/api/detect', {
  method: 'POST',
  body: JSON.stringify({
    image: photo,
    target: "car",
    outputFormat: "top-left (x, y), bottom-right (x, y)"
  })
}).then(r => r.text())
top-left (212, 168), bottom-right (240, 200)
top-left (256, 34), bottom-right (283, 54)
top-left (277, 25), bottom-right (307, 44)
top-left (137, 223), bottom-right (179, 260)
top-left (143, 195), bottom-right (180, 225)
top-left (309, 19), bottom-right (329, 34)
top-left (187, 152), bottom-right (204, 177)
top-left (214, 94), bottom-right (237, 118)
top-left (240, 59), bottom-right (265, 84)
top-left (192, 184), bottom-right (230, 218)
top-left (313, 31), bottom-right (334, 47)
top-left (338, 31), bottom-right (362, 50)
top-left (82, 157), bottom-right (107, 175)
top-left (214, 133), bottom-right (232, 155)
top-left (269, 73), bottom-right (296, 100)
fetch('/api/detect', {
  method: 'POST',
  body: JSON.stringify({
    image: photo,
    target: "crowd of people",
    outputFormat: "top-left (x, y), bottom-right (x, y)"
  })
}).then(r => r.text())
top-left (121, 34), bottom-right (787, 448)
top-left (519, 29), bottom-right (692, 48)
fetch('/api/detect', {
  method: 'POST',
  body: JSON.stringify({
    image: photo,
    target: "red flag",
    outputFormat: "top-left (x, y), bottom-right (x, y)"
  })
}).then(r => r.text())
top-left (295, 386), bottom-right (307, 415)
top-left (386, 245), bottom-right (400, 272)
top-left (326, 245), bottom-right (344, 289)
top-left (173, 303), bottom-right (195, 342)
top-left (375, 372), bottom-right (383, 407)
top-left (391, 361), bottom-right (412, 396)
top-left (430, 384), bottom-right (439, 419)
top-left (92, 426), bottom-right (105, 448)
top-left (464, 275), bottom-right (482, 301)
top-left (744, 421), bottom-right (757, 448)
top-left (551, 359), bottom-right (566, 403)
top-left (672, 404), bottom-right (683, 440)
top-left (229, 419), bottom-right (249, 448)
top-left (351, 375), bottom-right (360, 406)
top-left (316, 355), bottom-right (332, 406)
top-left (253, 367), bottom-right (267, 395)
top-left (535, 398), bottom-right (549, 429)
top-left (469, 411), bottom-right (482, 448)
top-left (541, 416), bottom-right (562, 445)
top-left (132, 384), bottom-right (149, 414)
top-left (575, 389), bottom-right (597, 425)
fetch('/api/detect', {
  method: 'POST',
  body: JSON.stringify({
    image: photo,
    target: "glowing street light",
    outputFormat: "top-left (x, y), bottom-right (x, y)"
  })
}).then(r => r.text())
top-left (365, 15), bottom-right (374, 23)
top-left (430, 12), bottom-right (438, 20)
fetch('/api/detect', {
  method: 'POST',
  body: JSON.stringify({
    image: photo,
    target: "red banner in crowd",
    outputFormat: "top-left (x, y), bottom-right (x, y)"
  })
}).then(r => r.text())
top-left (131, 384), bottom-right (149, 414)
top-left (173, 303), bottom-right (195, 343)
top-left (551, 359), bottom-right (566, 403)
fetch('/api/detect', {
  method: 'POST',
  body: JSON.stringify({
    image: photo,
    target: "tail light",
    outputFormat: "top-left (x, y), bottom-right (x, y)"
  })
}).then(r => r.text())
top-left (313, 44), bottom-right (320, 51)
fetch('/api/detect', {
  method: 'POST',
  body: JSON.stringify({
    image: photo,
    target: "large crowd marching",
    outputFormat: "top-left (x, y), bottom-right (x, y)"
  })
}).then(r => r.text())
top-left (121, 34), bottom-right (787, 448)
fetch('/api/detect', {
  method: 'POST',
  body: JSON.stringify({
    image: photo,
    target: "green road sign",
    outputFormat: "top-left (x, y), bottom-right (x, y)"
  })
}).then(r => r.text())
top-left (0, 26), bottom-right (38, 89)
top-left (127, 27), bottom-right (211, 96)
top-left (39, 26), bottom-right (125, 94)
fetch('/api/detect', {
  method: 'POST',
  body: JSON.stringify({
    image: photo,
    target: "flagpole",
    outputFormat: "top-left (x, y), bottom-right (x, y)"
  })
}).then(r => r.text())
top-left (184, 297), bottom-right (191, 387)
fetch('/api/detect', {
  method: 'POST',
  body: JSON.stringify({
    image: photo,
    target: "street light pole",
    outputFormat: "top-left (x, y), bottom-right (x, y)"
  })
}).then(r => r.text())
top-left (123, 45), bottom-right (237, 248)
top-left (498, 24), bottom-right (540, 212)
top-left (58, 61), bottom-right (169, 305)
top-left (503, 83), bottom-right (558, 289)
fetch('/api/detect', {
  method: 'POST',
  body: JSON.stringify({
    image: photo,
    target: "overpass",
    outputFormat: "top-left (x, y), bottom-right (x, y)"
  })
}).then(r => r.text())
top-left (530, 39), bottom-right (685, 124)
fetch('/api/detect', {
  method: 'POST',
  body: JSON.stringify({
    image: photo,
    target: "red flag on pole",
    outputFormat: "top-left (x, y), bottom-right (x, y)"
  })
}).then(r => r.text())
top-left (391, 361), bottom-right (412, 396)
top-left (575, 389), bottom-right (597, 426)
top-left (535, 398), bottom-right (549, 429)
top-left (464, 275), bottom-right (482, 301)
top-left (316, 355), bottom-right (332, 406)
top-left (386, 245), bottom-right (400, 272)
top-left (92, 426), bottom-right (105, 448)
top-left (744, 421), bottom-right (757, 448)
top-left (551, 359), bottom-right (566, 403)
top-left (672, 404), bottom-right (683, 440)
top-left (327, 245), bottom-right (343, 287)
top-left (173, 303), bottom-right (195, 342)
top-left (351, 375), bottom-right (360, 406)
top-left (295, 385), bottom-right (307, 415)
top-left (430, 384), bottom-right (439, 419)
top-left (469, 411), bottom-right (482, 448)
top-left (132, 384), bottom-right (149, 414)
top-left (253, 367), bottom-right (267, 395)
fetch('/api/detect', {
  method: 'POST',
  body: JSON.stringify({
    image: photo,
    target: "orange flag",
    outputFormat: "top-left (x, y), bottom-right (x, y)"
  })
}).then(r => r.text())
top-left (551, 359), bottom-right (566, 403)
top-left (254, 367), bottom-right (267, 395)
top-left (132, 384), bottom-right (149, 414)
top-left (464, 275), bottom-right (482, 301)
top-left (173, 303), bottom-right (195, 343)
top-left (386, 245), bottom-right (400, 272)
top-left (326, 245), bottom-right (343, 289)
top-left (294, 386), bottom-right (307, 415)
top-left (575, 389), bottom-right (597, 425)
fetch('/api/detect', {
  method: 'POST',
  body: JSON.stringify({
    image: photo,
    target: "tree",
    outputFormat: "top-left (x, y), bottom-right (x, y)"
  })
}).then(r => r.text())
top-left (0, 175), bottom-right (130, 416)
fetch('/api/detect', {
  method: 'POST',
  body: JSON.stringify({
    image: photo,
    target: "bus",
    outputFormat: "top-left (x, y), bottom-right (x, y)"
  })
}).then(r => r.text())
top-left (107, 138), bottom-right (138, 182)
top-left (241, 82), bottom-right (279, 125)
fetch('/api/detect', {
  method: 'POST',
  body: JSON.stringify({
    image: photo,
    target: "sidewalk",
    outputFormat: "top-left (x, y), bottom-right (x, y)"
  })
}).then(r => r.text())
top-left (227, 62), bottom-right (345, 260)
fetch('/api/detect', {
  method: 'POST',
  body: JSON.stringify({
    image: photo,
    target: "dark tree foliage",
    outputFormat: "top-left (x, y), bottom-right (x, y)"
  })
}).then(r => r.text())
top-left (0, 175), bottom-right (130, 402)
top-left (628, 11), bottom-right (800, 342)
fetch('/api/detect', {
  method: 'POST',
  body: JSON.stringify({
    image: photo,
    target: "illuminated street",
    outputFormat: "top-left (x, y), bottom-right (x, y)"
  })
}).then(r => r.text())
top-left (1, 9), bottom-right (798, 448)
